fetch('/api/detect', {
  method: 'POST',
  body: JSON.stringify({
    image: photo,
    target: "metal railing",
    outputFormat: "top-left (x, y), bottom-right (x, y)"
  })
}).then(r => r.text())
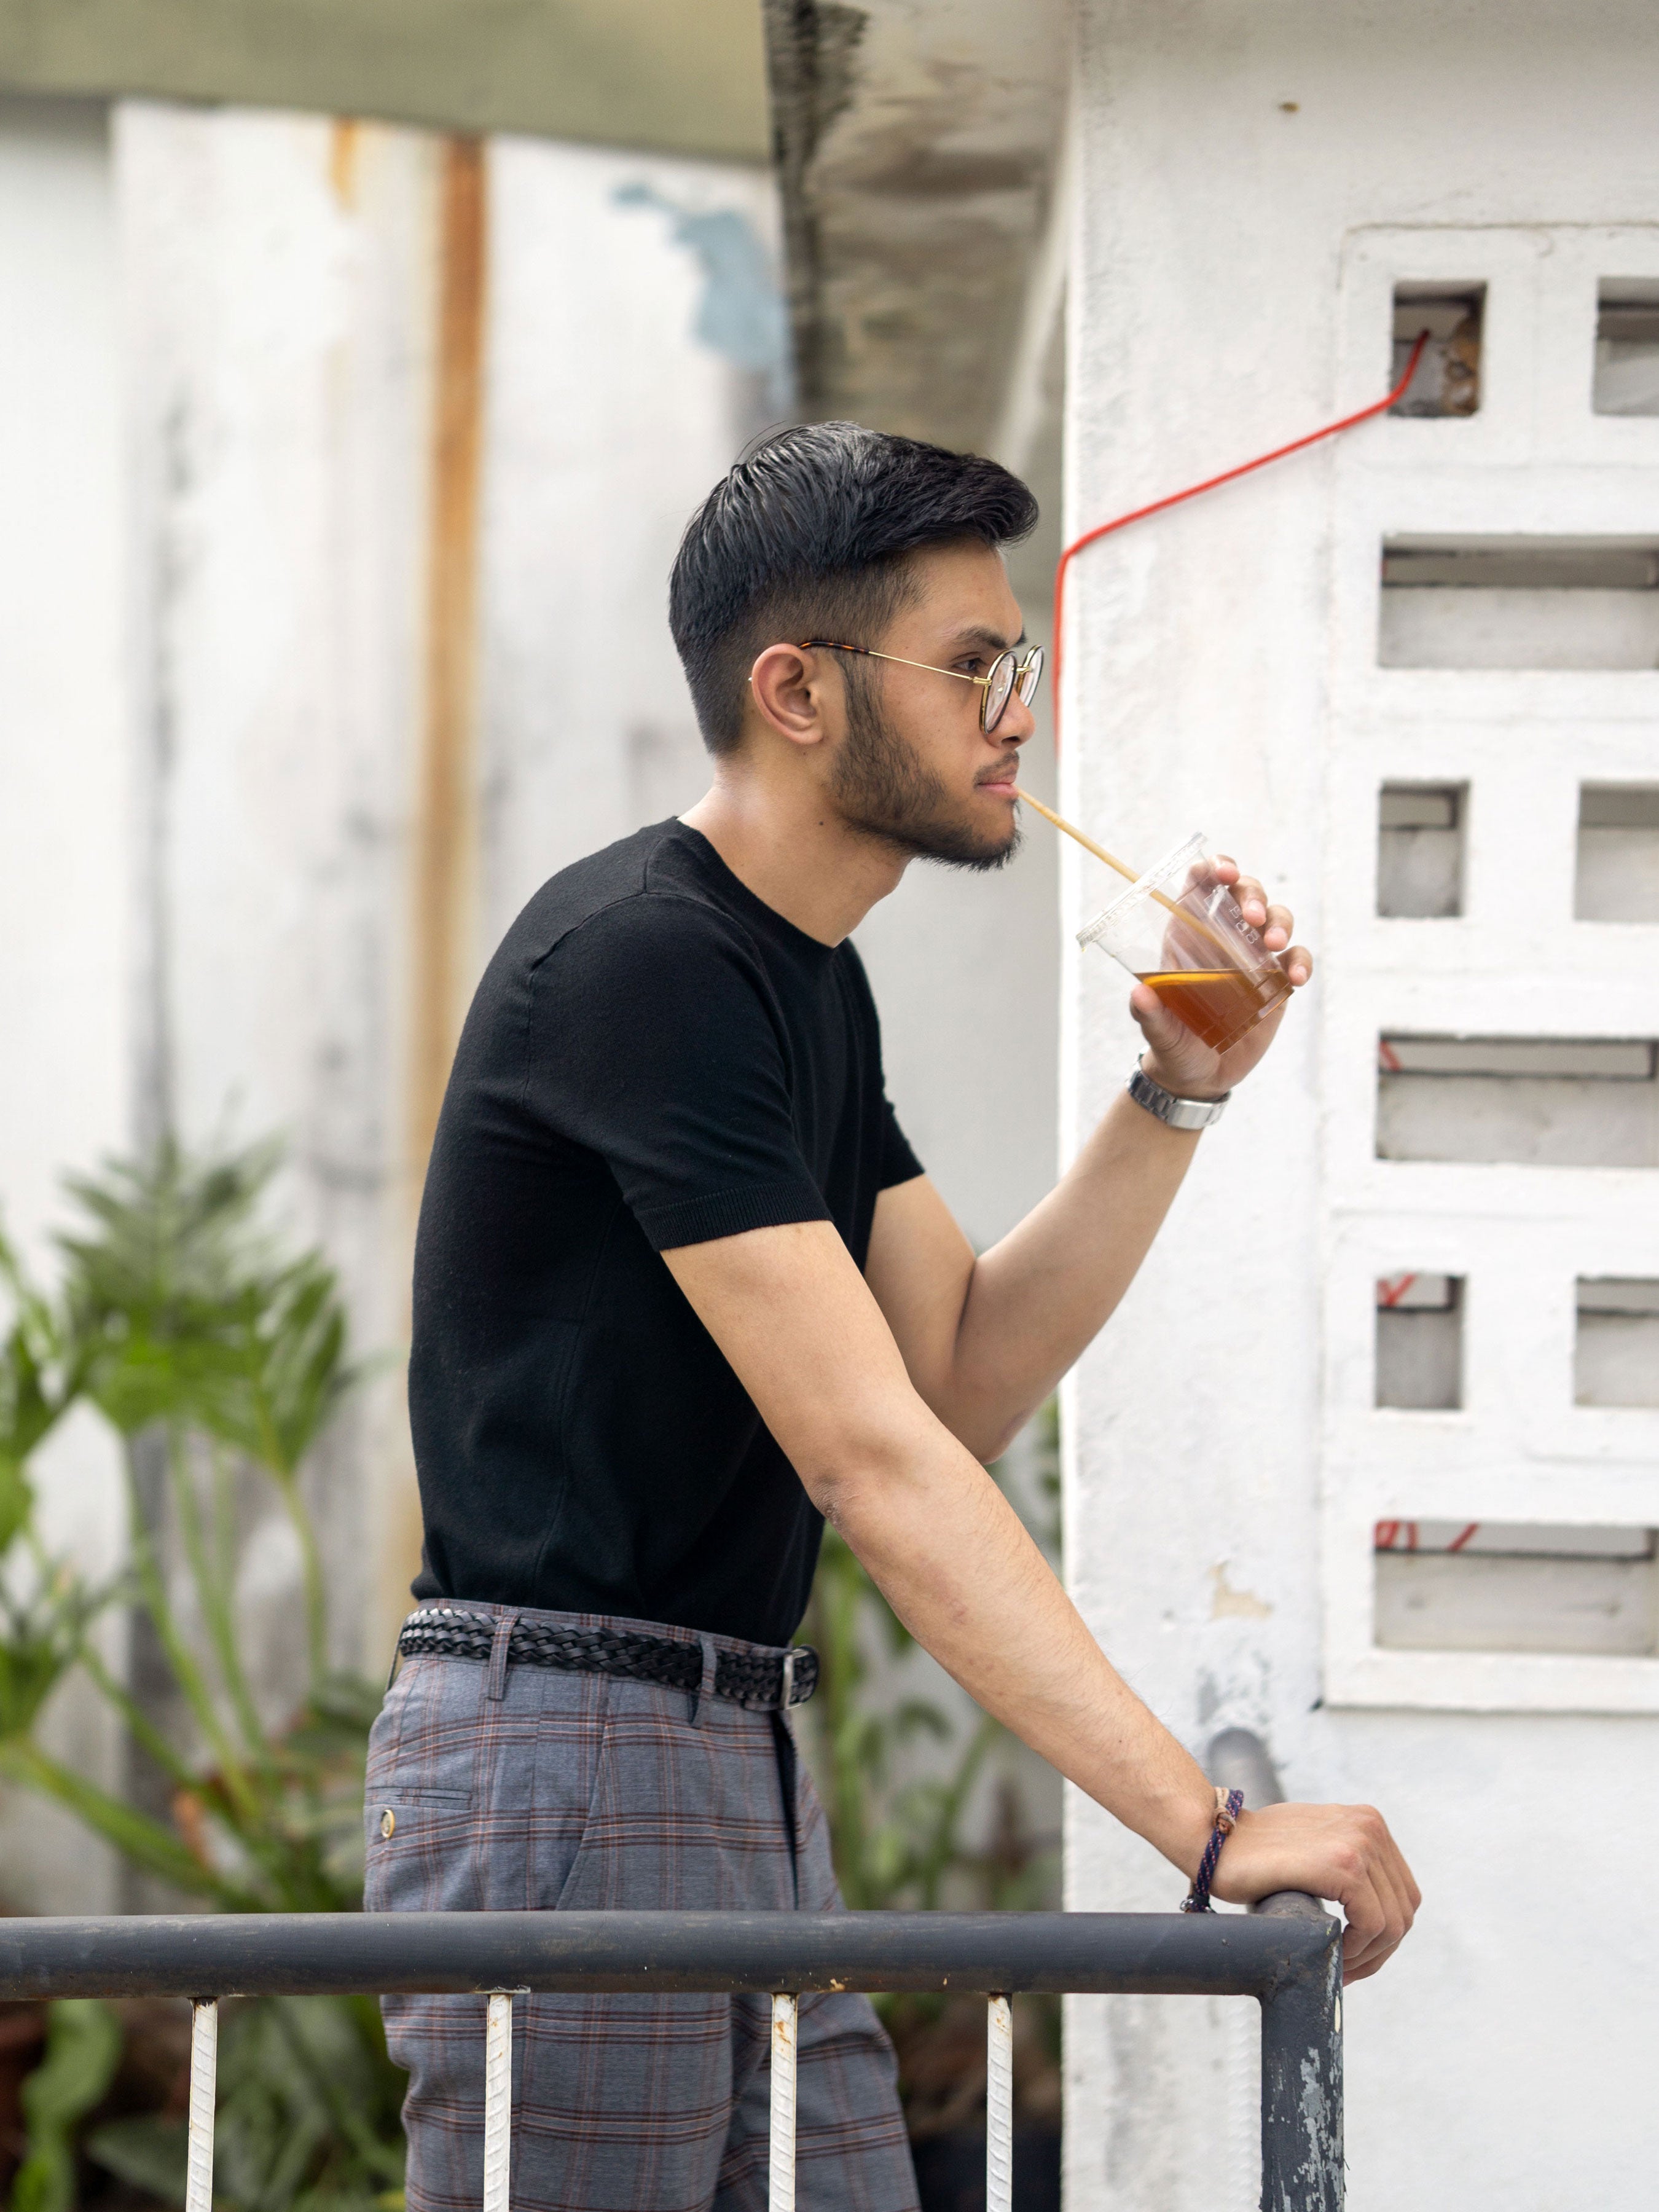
top-left (0, 1904), bottom-right (1342, 2212)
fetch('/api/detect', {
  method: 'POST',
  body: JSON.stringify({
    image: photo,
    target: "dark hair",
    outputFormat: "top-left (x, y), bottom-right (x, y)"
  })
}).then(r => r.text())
top-left (669, 422), bottom-right (1039, 755)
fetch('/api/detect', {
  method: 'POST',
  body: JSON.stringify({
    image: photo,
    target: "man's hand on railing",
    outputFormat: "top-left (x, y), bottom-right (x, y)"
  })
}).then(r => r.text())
top-left (1209, 1800), bottom-right (1420, 1983)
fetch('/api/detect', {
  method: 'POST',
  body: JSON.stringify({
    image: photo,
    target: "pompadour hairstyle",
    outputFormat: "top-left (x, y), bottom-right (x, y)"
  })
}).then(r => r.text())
top-left (669, 421), bottom-right (1039, 756)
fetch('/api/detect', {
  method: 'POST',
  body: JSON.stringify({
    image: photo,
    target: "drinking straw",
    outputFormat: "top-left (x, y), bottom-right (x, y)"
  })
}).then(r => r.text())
top-left (1014, 789), bottom-right (1242, 963)
top-left (1016, 789), bottom-right (1142, 887)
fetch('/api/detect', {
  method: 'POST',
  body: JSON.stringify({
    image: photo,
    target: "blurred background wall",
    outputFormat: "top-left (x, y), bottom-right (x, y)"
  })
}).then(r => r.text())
top-left (0, 1), bottom-right (1071, 1916)
top-left (7, 2), bottom-right (1657, 2208)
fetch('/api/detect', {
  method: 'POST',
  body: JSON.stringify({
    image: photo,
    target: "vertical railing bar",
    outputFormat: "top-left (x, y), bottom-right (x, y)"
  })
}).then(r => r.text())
top-left (986, 1993), bottom-right (1013, 2212)
top-left (482, 1991), bottom-right (514, 2212)
top-left (769, 1992), bottom-right (798, 2212)
top-left (184, 1999), bottom-right (217, 2212)
top-left (1258, 1932), bottom-right (1344, 2212)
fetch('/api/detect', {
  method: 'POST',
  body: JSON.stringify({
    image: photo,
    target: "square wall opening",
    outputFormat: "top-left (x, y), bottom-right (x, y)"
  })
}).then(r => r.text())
top-left (1376, 1035), bottom-right (1659, 1167)
top-left (1375, 1521), bottom-right (1657, 1656)
top-left (1576, 1278), bottom-right (1659, 1406)
top-left (1379, 538), bottom-right (1659, 670)
top-left (1375, 1272), bottom-right (1462, 1409)
top-left (1576, 784), bottom-right (1659, 922)
top-left (1390, 283), bottom-right (1483, 417)
top-left (1377, 784), bottom-right (1464, 917)
top-left (1594, 280), bottom-right (1659, 416)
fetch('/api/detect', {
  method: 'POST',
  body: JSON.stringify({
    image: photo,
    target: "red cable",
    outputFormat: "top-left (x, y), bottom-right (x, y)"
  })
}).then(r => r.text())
top-left (1049, 329), bottom-right (1432, 753)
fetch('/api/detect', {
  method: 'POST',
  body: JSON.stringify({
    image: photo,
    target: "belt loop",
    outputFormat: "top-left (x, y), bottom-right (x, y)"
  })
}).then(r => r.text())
top-left (487, 1610), bottom-right (520, 1702)
top-left (779, 1650), bottom-right (796, 1712)
top-left (688, 1633), bottom-right (718, 1727)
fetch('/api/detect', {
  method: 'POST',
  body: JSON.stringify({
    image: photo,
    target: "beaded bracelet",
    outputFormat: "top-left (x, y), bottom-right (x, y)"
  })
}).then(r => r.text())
top-left (1180, 1786), bottom-right (1245, 1913)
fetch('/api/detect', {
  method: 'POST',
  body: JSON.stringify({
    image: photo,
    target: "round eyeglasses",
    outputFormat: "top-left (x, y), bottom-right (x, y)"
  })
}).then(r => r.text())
top-left (799, 639), bottom-right (1045, 735)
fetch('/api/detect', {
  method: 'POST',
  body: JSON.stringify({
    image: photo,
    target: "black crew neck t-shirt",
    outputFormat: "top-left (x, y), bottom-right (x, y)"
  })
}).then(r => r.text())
top-left (407, 820), bottom-right (924, 1647)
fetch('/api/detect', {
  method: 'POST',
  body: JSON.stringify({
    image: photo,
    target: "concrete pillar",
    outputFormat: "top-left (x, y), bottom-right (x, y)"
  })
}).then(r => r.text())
top-left (1062, 6), bottom-right (1659, 2206)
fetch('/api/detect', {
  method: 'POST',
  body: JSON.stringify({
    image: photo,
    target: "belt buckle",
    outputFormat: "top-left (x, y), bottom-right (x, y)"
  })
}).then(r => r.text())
top-left (778, 1650), bottom-right (796, 1710)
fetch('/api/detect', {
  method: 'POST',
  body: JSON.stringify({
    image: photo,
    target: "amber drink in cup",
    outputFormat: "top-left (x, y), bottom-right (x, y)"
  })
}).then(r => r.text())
top-left (1077, 832), bottom-right (1292, 1054)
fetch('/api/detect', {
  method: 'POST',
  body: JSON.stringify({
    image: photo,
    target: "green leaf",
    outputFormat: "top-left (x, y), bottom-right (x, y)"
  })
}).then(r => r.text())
top-left (84, 2115), bottom-right (190, 2206)
top-left (11, 1998), bottom-right (123, 2212)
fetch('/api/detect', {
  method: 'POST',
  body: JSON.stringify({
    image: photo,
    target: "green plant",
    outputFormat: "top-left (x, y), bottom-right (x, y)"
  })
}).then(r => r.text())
top-left (0, 1138), bottom-right (406, 2211)
top-left (9, 2002), bottom-right (124, 2212)
top-left (88, 1996), bottom-right (405, 2212)
top-left (0, 1140), bottom-right (376, 1913)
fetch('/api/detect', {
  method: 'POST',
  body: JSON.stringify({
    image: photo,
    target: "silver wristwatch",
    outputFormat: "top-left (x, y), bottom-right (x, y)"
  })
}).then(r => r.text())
top-left (1126, 1057), bottom-right (1231, 1131)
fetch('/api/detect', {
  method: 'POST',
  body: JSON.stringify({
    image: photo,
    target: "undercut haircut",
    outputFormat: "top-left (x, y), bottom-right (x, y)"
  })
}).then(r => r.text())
top-left (669, 422), bottom-right (1039, 756)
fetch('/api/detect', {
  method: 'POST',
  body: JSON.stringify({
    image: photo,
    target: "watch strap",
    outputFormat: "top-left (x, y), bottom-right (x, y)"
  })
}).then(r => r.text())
top-left (1126, 1058), bottom-right (1230, 1131)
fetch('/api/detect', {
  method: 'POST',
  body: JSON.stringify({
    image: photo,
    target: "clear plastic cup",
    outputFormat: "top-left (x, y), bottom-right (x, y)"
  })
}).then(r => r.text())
top-left (1077, 831), bottom-right (1292, 1054)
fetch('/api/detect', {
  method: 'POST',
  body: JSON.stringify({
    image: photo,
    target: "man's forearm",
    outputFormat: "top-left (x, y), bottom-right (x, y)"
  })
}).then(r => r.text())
top-left (943, 1086), bottom-right (1204, 1456)
top-left (822, 1416), bottom-right (1218, 1879)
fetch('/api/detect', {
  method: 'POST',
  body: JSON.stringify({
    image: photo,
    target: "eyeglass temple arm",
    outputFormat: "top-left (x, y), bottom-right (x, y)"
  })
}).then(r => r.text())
top-left (798, 641), bottom-right (990, 691)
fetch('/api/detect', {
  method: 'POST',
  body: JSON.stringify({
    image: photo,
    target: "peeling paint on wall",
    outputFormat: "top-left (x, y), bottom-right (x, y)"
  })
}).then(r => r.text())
top-left (614, 181), bottom-right (793, 414)
top-left (1210, 1563), bottom-right (1273, 1620)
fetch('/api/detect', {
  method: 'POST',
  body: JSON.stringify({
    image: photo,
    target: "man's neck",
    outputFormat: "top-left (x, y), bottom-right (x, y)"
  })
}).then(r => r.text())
top-left (681, 774), bottom-right (908, 946)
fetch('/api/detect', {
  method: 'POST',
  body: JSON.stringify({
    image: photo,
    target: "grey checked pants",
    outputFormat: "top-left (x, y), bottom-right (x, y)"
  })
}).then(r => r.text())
top-left (364, 1603), bottom-right (919, 2212)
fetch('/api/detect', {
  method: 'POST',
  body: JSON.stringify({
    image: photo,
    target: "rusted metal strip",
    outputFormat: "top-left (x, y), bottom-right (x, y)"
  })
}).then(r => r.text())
top-left (410, 134), bottom-right (488, 1174)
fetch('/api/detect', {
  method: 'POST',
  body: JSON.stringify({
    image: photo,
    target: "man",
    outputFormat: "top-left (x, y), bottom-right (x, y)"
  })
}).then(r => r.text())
top-left (366, 423), bottom-right (1418, 2212)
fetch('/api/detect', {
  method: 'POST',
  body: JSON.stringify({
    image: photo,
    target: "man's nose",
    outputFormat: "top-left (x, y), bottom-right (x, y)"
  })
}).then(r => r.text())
top-left (998, 695), bottom-right (1037, 744)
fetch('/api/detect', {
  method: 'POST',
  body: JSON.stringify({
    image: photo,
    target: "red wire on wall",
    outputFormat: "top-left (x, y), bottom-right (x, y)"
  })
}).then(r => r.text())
top-left (1049, 329), bottom-right (1432, 753)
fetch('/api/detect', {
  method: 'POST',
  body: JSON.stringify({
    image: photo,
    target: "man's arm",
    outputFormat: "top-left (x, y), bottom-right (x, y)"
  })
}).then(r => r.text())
top-left (866, 863), bottom-right (1313, 1462)
top-left (865, 1092), bottom-right (1202, 1463)
top-left (662, 1217), bottom-right (1418, 1982)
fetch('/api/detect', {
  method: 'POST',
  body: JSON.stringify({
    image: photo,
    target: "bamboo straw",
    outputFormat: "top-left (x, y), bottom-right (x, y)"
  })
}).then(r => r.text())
top-left (1015, 788), bottom-right (1142, 888)
top-left (1014, 788), bottom-right (1242, 964)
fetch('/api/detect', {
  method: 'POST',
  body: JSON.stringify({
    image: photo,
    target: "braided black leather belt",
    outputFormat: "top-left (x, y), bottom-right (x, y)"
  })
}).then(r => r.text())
top-left (396, 1606), bottom-right (818, 1709)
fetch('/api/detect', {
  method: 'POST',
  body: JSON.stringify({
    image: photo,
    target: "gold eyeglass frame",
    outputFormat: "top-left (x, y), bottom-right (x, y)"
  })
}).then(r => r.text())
top-left (799, 638), bottom-right (1045, 734)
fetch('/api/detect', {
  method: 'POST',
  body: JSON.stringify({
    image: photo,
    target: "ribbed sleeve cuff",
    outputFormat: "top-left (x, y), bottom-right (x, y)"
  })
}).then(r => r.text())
top-left (639, 1179), bottom-right (833, 1253)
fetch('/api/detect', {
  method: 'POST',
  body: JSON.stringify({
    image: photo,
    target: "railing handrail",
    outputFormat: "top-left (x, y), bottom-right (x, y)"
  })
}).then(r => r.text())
top-left (0, 1906), bottom-right (1335, 2001)
top-left (0, 1907), bottom-right (1345, 2211)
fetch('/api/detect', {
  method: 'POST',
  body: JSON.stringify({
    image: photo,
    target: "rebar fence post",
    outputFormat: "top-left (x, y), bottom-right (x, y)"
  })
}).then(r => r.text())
top-left (184, 2001), bottom-right (217, 2212)
top-left (769, 1993), bottom-right (798, 2212)
top-left (1258, 1919), bottom-right (1343, 2212)
top-left (482, 1992), bottom-right (514, 2212)
top-left (986, 1994), bottom-right (1013, 2212)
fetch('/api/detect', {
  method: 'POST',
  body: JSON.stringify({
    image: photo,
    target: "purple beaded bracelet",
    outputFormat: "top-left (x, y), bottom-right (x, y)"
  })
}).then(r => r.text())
top-left (1180, 1786), bottom-right (1245, 1913)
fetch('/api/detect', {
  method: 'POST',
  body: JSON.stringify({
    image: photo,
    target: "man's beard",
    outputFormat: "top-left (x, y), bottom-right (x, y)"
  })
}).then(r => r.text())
top-left (829, 677), bottom-right (1020, 872)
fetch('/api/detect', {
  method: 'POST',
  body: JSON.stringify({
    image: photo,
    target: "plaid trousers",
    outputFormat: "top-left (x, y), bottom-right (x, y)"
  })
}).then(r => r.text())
top-left (364, 1603), bottom-right (919, 2212)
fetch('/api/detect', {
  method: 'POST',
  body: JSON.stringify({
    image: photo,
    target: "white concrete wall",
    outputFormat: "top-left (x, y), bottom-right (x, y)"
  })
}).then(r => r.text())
top-left (1062, 6), bottom-right (1659, 2208)
top-left (0, 96), bottom-right (796, 1899)
top-left (0, 87), bottom-right (1070, 1911)
top-left (0, 96), bottom-right (128, 1912)
top-left (118, 106), bottom-right (794, 1683)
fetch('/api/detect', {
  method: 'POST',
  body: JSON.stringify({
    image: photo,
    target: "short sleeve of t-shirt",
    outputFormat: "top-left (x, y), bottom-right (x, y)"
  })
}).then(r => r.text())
top-left (522, 893), bottom-right (834, 1252)
top-left (879, 1096), bottom-right (925, 1191)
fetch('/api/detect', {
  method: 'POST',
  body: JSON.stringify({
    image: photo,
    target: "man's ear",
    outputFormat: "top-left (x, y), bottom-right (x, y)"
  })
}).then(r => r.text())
top-left (747, 642), bottom-right (837, 750)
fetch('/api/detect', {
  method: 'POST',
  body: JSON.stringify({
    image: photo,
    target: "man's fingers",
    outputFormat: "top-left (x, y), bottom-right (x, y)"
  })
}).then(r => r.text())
top-left (1335, 1809), bottom-right (1414, 1977)
top-left (1261, 901), bottom-right (1295, 949)
top-left (1233, 873), bottom-right (1269, 924)
top-left (1128, 981), bottom-right (1185, 1048)
top-left (1336, 1870), bottom-right (1394, 1977)
top-left (1283, 943), bottom-right (1314, 986)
